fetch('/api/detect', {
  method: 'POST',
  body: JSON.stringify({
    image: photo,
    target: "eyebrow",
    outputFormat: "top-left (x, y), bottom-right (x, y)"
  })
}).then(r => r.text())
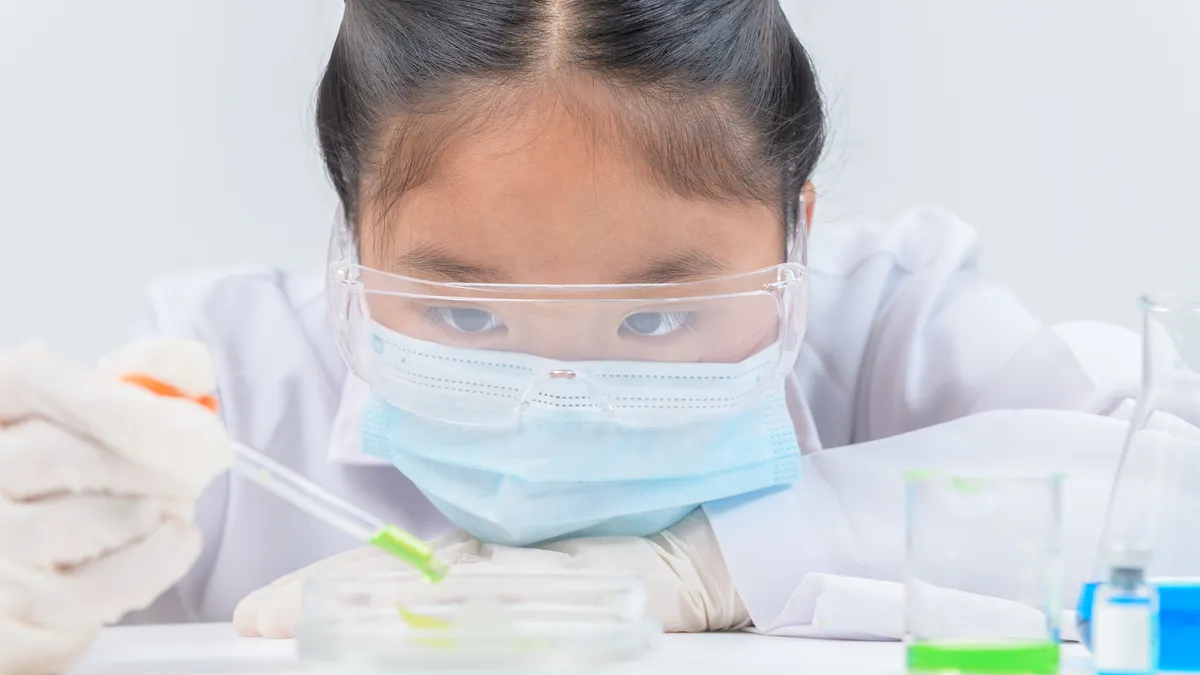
top-left (393, 245), bottom-right (513, 284)
top-left (393, 245), bottom-right (729, 285)
top-left (616, 250), bottom-right (731, 285)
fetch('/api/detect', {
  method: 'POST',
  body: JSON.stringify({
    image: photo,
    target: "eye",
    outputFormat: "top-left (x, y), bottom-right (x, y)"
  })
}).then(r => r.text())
top-left (620, 311), bottom-right (694, 337)
top-left (425, 307), bottom-right (506, 333)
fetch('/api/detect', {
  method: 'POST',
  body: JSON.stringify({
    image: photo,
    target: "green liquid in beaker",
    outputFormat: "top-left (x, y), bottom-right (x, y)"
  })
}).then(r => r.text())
top-left (907, 641), bottom-right (1059, 674)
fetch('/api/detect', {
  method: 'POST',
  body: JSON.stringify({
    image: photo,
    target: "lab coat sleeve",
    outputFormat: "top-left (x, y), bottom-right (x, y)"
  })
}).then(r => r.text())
top-left (707, 210), bottom-right (1166, 637)
top-left (117, 273), bottom-right (234, 624)
top-left (707, 409), bottom-right (1166, 638)
top-left (853, 212), bottom-right (1143, 441)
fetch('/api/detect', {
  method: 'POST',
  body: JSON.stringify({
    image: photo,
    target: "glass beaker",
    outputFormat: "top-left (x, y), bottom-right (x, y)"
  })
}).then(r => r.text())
top-left (906, 473), bottom-right (1063, 675)
top-left (1079, 295), bottom-right (1200, 673)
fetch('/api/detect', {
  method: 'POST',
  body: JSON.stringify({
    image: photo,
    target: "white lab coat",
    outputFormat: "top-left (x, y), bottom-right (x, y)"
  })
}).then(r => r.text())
top-left (127, 208), bottom-right (1156, 634)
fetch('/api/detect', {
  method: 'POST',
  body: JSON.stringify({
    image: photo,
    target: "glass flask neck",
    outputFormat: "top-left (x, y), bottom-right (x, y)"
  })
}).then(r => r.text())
top-left (1140, 294), bottom-right (1200, 390)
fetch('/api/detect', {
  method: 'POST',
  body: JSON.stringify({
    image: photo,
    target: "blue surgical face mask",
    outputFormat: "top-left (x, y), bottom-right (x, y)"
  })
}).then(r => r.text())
top-left (360, 324), bottom-right (802, 547)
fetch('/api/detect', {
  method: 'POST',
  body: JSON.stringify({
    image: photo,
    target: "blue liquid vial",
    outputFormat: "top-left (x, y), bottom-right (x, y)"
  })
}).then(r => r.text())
top-left (1091, 565), bottom-right (1158, 675)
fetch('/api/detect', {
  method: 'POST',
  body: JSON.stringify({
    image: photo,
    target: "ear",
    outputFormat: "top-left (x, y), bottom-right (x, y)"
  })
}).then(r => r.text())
top-left (802, 182), bottom-right (816, 231)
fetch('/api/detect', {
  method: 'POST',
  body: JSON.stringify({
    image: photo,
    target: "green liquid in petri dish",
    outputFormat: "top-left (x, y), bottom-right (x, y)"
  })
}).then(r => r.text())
top-left (907, 641), bottom-right (1059, 674)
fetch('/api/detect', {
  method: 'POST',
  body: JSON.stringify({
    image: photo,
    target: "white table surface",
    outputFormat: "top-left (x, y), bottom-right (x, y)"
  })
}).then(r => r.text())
top-left (66, 624), bottom-right (1095, 675)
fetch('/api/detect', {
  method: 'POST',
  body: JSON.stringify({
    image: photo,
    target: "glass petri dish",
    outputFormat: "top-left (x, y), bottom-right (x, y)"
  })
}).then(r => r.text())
top-left (295, 568), bottom-right (661, 673)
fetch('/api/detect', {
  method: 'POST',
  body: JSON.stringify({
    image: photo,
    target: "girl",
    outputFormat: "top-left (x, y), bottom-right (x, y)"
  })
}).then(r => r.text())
top-left (1, 0), bottom-right (1170, 669)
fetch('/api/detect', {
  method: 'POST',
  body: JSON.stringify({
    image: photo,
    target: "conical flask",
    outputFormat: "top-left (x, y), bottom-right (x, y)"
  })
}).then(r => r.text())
top-left (1079, 295), bottom-right (1200, 672)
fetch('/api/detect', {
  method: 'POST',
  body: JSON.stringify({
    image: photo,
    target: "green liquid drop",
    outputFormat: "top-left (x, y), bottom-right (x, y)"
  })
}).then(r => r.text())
top-left (369, 525), bottom-right (448, 583)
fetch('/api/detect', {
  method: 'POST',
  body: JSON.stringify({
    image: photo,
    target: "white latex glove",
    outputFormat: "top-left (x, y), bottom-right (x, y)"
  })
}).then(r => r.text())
top-left (0, 341), bottom-right (232, 675)
top-left (234, 509), bottom-right (746, 638)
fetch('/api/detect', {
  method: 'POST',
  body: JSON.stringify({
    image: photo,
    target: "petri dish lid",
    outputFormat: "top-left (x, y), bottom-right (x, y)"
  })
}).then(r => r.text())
top-left (295, 568), bottom-right (661, 673)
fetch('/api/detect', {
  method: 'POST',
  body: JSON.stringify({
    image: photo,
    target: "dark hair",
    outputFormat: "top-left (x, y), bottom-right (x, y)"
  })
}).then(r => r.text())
top-left (317, 0), bottom-right (824, 237)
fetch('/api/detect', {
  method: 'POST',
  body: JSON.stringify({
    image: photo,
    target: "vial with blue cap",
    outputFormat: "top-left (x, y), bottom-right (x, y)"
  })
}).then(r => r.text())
top-left (1090, 548), bottom-right (1158, 675)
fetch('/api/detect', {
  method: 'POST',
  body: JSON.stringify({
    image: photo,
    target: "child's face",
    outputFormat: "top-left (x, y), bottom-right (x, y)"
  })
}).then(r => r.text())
top-left (358, 101), bottom-right (790, 286)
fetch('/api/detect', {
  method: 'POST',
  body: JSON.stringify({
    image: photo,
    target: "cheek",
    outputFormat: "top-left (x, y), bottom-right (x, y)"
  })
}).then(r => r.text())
top-left (699, 303), bottom-right (784, 363)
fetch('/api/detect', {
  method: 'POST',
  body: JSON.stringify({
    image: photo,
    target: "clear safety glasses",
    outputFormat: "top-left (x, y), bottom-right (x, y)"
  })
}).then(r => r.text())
top-left (326, 214), bottom-right (809, 428)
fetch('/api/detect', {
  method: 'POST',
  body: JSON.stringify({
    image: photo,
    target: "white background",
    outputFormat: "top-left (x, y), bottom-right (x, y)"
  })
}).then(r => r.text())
top-left (0, 0), bottom-right (1197, 363)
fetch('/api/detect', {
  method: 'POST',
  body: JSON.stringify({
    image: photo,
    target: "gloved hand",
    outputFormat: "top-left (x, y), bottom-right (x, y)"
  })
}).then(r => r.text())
top-left (234, 509), bottom-right (747, 638)
top-left (0, 340), bottom-right (232, 675)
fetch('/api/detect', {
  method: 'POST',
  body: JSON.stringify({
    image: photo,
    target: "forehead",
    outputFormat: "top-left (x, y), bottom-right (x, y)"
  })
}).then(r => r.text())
top-left (359, 86), bottom-right (783, 285)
